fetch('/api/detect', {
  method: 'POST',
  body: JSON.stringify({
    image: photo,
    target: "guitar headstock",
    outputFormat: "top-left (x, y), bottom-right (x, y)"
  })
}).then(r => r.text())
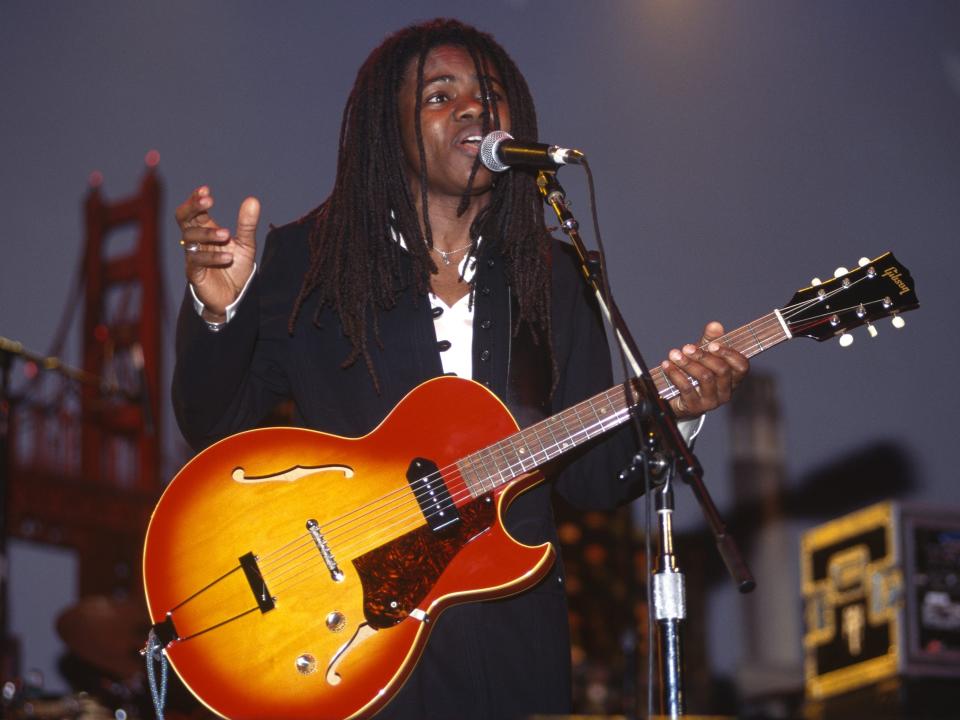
top-left (781, 252), bottom-right (919, 344)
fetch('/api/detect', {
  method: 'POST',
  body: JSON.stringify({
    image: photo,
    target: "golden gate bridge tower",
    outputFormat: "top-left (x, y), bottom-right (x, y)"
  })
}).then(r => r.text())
top-left (2, 156), bottom-right (165, 689)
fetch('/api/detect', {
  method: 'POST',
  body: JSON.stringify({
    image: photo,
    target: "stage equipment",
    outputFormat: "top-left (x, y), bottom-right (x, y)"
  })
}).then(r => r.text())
top-left (802, 501), bottom-right (960, 701)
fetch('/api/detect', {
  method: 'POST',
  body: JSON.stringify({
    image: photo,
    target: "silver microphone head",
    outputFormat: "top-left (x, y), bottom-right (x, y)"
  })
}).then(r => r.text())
top-left (479, 130), bottom-right (513, 173)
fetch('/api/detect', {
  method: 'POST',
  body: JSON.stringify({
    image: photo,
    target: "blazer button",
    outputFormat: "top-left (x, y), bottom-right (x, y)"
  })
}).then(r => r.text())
top-left (480, 319), bottom-right (491, 330)
top-left (487, 258), bottom-right (495, 268)
top-left (481, 286), bottom-right (491, 296)
top-left (437, 340), bottom-right (452, 352)
top-left (480, 349), bottom-right (491, 361)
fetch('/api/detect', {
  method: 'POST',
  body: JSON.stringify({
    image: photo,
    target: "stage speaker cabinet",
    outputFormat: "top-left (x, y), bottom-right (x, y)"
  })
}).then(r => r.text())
top-left (800, 501), bottom-right (960, 700)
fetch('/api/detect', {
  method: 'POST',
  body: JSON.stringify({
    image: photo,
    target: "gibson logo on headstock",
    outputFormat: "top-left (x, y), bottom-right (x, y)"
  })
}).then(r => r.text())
top-left (882, 266), bottom-right (911, 296)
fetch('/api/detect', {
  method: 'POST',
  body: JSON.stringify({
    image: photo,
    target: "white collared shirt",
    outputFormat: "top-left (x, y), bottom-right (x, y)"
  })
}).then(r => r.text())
top-left (430, 251), bottom-right (478, 379)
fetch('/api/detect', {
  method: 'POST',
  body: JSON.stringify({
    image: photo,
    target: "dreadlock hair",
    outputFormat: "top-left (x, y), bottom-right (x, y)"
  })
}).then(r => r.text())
top-left (289, 18), bottom-right (553, 392)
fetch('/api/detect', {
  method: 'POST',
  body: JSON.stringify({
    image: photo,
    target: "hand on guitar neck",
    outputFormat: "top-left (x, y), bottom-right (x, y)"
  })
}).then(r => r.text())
top-left (659, 321), bottom-right (750, 420)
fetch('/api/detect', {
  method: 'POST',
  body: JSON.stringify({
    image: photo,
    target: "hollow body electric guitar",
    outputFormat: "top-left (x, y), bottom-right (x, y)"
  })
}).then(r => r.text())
top-left (143, 253), bottom-right (918, 719)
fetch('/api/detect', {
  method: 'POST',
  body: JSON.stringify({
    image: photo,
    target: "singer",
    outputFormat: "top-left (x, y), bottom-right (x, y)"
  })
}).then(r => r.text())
top-left (172, 18), bottom-right (748, 719)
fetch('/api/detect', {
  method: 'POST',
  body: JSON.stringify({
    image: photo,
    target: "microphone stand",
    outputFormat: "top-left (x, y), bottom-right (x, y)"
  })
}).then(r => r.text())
top-left (536, 170), bottom-right (755, 718)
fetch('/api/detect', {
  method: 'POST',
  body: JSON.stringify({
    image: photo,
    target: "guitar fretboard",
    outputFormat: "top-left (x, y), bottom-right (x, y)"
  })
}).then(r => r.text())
top-left (457, 310), bottom-right (790, 497)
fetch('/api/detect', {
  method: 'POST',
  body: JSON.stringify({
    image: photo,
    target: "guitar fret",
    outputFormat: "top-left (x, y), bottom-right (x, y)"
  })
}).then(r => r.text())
top-left (490, 439), bottom-right (515, 486)
top-left (552, 411), bottom-right (577, 455)
top-left (477, 447), bottom-right (500, 490)
top-left (587, 393), bottom-right (617, 435)
top-left (524, 423), bottom-right (550, 466)
top-left (541, 415), bottom-right (563, 460)
top-left (497, 438), bottom-right (523, 477)
top-left (589, 394), bottom-right (611, 433)
top-left (457, 453), bottom-right (484, 498)
top-left (551, 413), bottom-right (574, 456)
top-left (567, 403), bottom-right (596, 445)
top-left (474, 449), bottom-right (494, 494)
top-left (508, 437), bottom-right (529, 473)
top-left (456, 307), bottom-right (804, 500)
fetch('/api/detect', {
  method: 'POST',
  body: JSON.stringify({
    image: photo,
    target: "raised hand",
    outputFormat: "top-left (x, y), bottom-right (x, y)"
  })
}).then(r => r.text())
top-left (175, 186), bottom-right (260, 319)
top-left (660, 321), bottom-right (749, 420)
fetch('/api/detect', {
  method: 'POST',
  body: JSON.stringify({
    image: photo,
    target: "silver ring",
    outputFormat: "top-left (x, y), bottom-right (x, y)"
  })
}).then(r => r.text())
top-left (184, 242), bottom-right (200, 253)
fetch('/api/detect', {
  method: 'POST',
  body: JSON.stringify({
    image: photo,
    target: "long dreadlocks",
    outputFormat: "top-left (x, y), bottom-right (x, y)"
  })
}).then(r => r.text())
top-left (289, 19), bottom-right (553, 391)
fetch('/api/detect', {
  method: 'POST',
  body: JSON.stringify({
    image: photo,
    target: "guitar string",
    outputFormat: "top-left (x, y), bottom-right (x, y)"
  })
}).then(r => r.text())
top-left (257, 306), bottom-right (786, 588)
top-left (256, 298), bottom-right (817, 583)
top-left (159, 274), bottom-right (886, 628)
top-left (314, 286), bottom-right (894, 563)
top-left (264, 308), bottom-right (798, 556)
top-left (257, 299), bottom-right (874, 597)
top-left (254, 288), bottom-right (849, 583)
top-left (259, 385), bottom-right (640, 588)
top-left (254, 382), bottom-right (640, 577)
top-left (256, 289), bottom-right (876, 597)
top-left (257, 390), bottom-right (635, 586)
top-left (296, 394), bottom-right (633, 564)
top-left (235, 280), bottom-right (883, 600)
top-left (194, 289), bottom-right (886, 613)
top-left (166, 294), bottom-right (846, 636)
top-left (262, 399), bottom-right (640, 599)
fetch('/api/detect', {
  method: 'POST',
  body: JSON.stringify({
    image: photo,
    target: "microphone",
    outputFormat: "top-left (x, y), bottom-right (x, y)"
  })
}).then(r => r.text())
top-left (479, 130), bottom-right (585, 173)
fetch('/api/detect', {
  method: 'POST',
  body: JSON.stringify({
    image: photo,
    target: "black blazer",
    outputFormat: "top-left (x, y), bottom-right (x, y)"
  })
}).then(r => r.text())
top-left (173, 220), bottom-right (641, 719)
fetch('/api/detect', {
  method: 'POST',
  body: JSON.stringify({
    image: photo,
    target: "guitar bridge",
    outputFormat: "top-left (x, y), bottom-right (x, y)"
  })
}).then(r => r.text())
top-left (239, 552), bottom-right (276, 613)
top-left (307, 519), bottom-right (345, 581)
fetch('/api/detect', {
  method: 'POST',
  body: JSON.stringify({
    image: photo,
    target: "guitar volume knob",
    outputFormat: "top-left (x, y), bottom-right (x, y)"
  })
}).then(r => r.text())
top-left (326, 611), bottom-right (347, 632)
top-left (296, 654), bottom-right (317, 675)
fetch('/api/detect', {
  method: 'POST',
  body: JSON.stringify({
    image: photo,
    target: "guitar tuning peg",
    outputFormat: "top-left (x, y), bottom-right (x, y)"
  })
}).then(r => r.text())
top-left (867, 322), bottom-right (878, 338)
top-left (833, 267), bottom-right (849, 278)
top-left (858, 257), bottom-right (871, 267)
top-left (839, 332), bottom-right (854, 347)
top-left (891, 314), bottom-right (906, 329)
top-left (811, 277), bottom-right (822, 286)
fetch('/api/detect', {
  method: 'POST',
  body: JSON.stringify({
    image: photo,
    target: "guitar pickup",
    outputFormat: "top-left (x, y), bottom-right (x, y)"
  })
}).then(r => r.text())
top-left (407, 457), bottom-right (460, 532)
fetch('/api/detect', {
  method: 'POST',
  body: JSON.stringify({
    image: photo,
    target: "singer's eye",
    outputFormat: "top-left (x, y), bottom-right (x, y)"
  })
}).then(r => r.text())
top-left (425, 92), bottom-right (449, 105)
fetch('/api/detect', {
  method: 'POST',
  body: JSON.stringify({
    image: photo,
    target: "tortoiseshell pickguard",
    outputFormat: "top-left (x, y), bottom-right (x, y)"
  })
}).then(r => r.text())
top-left (353, 495), bottom-right (495, 628)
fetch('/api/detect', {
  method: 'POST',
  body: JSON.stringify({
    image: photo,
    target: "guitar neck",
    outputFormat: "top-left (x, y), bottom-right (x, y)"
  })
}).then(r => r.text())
top-left (457, 310), bottom-right (790, 498)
